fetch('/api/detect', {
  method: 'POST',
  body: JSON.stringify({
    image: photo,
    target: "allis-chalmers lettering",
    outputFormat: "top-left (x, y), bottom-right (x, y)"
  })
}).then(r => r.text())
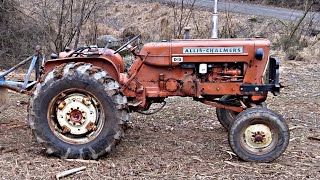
top-left (183, 47), bottom-right (243, 54)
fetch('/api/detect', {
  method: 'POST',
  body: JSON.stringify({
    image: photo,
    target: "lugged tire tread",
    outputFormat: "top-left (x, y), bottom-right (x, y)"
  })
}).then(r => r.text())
top-left (28, 63), bottom-right (129, 159)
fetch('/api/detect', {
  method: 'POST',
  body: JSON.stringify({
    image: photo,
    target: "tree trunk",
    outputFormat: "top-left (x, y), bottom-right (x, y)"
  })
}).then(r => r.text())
top-left (73, 0), bottom-right (86, 49)
top-left (55, 0), bottom-right (66, 52)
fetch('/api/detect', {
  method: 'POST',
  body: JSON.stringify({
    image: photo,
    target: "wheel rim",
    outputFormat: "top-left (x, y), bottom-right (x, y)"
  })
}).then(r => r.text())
top-left (239, 121), bottom-right (278, 155)
top-left (48, 90), bottom-right (104, 144)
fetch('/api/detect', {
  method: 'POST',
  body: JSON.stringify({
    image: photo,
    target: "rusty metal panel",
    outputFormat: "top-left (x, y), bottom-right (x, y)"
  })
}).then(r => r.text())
top-left (45, 57), bottom-right (121, 81)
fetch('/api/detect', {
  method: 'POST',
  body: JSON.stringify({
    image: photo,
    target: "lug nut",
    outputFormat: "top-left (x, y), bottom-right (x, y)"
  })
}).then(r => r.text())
top-left (58, 101), bottom-right (66, 110)
top-left (62, 125), bottom-right (71, 134)
top-left (86, 122), bottom-right (97, 131)
top-left (82, 97), bottom-right (92, 106)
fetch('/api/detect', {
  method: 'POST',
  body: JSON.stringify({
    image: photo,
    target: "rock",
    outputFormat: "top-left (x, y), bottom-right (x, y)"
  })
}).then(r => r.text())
top-left (96, 35), bottom-right (120, 48)
top-left (120, 26), bottom-right (141, 41)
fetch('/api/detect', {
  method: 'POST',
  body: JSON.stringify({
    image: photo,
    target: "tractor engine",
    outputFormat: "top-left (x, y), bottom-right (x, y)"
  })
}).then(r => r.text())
top-left (192, 62), bottom-right (244, 83)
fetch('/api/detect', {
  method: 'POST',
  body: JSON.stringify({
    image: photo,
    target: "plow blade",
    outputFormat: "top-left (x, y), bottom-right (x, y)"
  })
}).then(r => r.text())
top-left (0, 87), bottom-right (8, 112)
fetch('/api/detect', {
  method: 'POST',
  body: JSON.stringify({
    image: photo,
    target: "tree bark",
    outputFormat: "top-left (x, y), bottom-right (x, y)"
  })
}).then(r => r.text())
top-left (55, 0), bottom-right (66, 52)
top-left (73, 0), bottom-right (86, 49)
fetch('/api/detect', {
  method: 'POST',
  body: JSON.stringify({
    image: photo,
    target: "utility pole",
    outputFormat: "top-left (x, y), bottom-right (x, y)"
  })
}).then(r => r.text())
top-left (211, 0), bottom-right (219, 38)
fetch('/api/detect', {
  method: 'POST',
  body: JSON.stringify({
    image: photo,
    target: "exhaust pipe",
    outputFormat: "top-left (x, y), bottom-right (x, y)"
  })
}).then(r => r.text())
top-left (211, 0), bottom-right (219, 38)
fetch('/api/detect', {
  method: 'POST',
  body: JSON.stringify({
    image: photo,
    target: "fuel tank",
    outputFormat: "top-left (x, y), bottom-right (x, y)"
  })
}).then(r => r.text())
top-left (139, 38), bottom-right (270, 67)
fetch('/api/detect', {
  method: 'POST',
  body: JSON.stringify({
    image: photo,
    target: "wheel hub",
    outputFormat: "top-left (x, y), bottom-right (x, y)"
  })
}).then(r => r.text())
top-left (56, 94), bottom-right (98, 135)
top-left (244, 124), bottom-right (272, 149)
top-left (69, 109), bottom-right (83, 123)
top-left (253, 133), bottom-right (264, 142)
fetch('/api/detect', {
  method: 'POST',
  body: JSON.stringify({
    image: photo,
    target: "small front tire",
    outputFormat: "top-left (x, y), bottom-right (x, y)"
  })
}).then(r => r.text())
top-left (228, 108), bottom-right (289, 162)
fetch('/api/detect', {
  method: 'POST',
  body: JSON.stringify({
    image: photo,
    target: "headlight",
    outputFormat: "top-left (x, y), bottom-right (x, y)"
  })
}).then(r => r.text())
top-left (255, 48), bottom-right (264, 61)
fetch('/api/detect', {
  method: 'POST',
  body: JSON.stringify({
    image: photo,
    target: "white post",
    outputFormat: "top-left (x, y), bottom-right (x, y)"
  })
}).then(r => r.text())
top-left (211, 0), bottom-right (219, 38)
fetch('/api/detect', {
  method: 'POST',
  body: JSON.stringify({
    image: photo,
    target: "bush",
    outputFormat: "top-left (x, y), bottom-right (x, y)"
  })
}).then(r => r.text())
top-left (0, 0), bottom-right (44, 68)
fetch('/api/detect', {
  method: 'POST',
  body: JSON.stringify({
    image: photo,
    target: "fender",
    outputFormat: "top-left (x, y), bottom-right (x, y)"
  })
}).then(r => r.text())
top-left (44, 57), bottom-right (121, 81)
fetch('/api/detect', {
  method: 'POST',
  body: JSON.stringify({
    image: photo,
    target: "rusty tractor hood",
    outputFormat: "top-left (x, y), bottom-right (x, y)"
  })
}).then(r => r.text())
top-left (139, 38), bottom-right (270, 67)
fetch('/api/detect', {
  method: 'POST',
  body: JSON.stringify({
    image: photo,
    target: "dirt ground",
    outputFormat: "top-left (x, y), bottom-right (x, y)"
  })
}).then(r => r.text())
top-left (0, 58), bottom-right (320, 179)
top-left (1, 0), bottom-right (320, 179)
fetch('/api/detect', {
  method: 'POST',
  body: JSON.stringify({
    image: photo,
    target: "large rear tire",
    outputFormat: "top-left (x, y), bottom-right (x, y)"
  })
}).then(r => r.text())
top-left (228, 108), bottom-right (289, 162)
top-left (28, 63), bottom-right (129, 159)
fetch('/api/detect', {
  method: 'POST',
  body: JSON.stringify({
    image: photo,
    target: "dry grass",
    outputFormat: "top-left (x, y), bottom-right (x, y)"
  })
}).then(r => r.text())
top-left (1, 0), bottom-right (320, 179)
top-left (231, 0), bottom-right (320, 11)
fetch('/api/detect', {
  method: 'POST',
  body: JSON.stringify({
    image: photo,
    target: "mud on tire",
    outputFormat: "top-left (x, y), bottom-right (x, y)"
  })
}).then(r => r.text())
top-left (28, 63), bottom-right (129, 159)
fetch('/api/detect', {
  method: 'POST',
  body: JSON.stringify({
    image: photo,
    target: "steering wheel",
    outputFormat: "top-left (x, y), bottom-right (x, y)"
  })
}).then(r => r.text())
top-left (114, 34), bottom-right (141, 54)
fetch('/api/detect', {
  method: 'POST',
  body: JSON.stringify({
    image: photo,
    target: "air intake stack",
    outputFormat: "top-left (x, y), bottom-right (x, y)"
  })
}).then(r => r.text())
top-left (211, 0), bottom-right (219, 38)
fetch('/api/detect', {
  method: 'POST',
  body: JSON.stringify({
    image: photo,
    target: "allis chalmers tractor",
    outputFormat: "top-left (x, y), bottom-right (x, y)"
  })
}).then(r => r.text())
top-left (0, 2), bottom-right (289, 163)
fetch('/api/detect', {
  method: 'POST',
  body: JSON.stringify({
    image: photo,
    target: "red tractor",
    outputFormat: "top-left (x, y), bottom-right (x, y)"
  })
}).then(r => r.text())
top-left (24, 32), bottom-right (289, 162)
top-left (0, 1), bottom-right (288, 162)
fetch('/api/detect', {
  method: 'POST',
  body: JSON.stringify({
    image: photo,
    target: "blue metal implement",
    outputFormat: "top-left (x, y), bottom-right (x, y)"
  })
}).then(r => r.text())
top-left (0, 46), bottom-right (43, 94)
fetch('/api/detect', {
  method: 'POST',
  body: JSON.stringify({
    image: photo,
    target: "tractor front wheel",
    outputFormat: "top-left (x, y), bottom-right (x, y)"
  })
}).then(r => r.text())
top-left (28, 63), bottom-right (129, 159)
top-left (216, 95), bottom-right (266, 130)
top-left (228, 108), bottom-right (289, 162)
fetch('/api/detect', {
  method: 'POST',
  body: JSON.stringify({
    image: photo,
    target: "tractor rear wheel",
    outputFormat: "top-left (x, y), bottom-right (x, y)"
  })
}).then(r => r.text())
top-left (216, 95), bottom-right (266, 130)
top-left (28, 63), bottom-right (129, 159)
top-left (228, 108), bottom-right (289, 162)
